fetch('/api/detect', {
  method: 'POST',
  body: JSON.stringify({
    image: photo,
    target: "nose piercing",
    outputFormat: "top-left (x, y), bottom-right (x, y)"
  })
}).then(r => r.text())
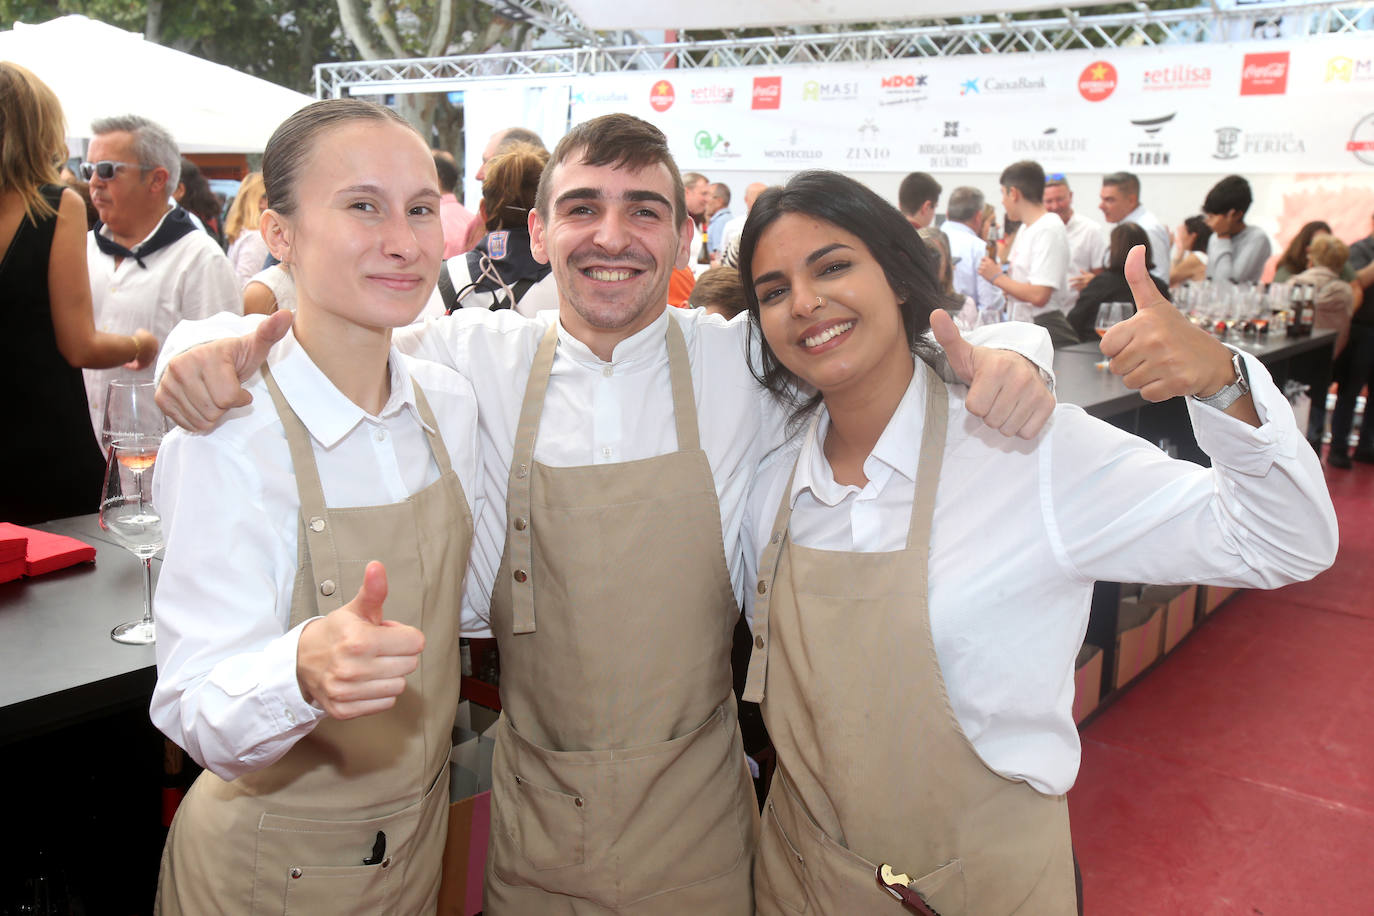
top-left (815, 296), bottom-right (825, 310)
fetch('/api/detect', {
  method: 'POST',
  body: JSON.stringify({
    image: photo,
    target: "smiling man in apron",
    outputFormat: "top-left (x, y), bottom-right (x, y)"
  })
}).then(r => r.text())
top-left (150, 114), bottom-right (1062, 915)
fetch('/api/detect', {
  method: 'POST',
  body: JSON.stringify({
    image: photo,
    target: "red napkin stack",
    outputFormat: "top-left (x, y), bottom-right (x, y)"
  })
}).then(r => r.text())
top-left (0, 523), bottom-right (98, 581)
top-left (0, 527), bottom-right (25, 583)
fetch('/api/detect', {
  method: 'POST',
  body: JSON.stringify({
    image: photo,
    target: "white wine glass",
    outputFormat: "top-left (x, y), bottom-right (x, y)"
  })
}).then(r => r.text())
top-left (101, 379), bottom-right (163, 451)
top-left (1094, 301), bottom-right (1134, 369)
top-left (100, 436), bottom-right (163, 645)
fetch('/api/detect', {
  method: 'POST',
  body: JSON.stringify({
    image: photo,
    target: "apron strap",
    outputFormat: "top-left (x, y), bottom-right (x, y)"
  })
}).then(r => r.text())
top-left (505, 320), bottom-right (560, 634)
top-left (410, 382), bottom-right (454, 479)
top-left (664, 317), bottom-right (701, 453)
top-left (742, 362), bottom-right (947, 703)
top-left (263, 364), bottom-right (342, 616)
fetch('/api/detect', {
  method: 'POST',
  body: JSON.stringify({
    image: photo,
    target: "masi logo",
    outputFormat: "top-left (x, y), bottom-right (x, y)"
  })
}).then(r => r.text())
top-left (751, 76), bottom-right (781, 110)
top-left (1240, 52), bottom-right (1289, 95)
top-left (1327, 56), bottom-right (1374, 83)
top-left (803, 81), bottom-right (860, 102)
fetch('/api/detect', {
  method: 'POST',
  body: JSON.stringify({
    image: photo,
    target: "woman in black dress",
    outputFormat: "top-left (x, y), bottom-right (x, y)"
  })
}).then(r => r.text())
top-left (1068, 222), bottom-right (1170, 344)
top-left (0, 63), bottom-right (158, 523)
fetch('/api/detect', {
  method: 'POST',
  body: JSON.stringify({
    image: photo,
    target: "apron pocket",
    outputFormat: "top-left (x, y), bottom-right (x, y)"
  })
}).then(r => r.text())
top-left (754, 796), bottom-right (809, 913)
top-left (282, 864), bottom-right (391, 914)
top-left (508, 772), bottom-right (587, 871)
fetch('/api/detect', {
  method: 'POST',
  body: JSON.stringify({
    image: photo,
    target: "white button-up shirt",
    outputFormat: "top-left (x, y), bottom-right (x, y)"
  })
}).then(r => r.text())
top-left (150, 333), bottom-right (486, 779)
top-left (1007, 211), bottom-right (1070, 315)
top-left (1062, 213), bottom-right (1109, 311)
top-left (1114, 203), bottom-right (1172, 285)
top-left (944, 221), bottom-right (1005, 314)
top-left (86, 210), bottom-right (240, 441)
top-left (743, 353), bottom-right (1336, 795)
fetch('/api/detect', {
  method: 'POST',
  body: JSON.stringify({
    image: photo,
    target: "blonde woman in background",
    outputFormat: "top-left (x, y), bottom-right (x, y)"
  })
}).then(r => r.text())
top-left (224, 171), bottom-right (269, 287)
top-left (0, 62), bottom-right (157, 523)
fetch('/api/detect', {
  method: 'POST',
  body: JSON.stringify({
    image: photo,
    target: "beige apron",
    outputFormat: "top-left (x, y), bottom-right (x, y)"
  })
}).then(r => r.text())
top-left (484, 319), bottom-right (757, 914)
top-left (156, 366), bottom-right (472, 915)
top-left (743, 364), bottom-right (1077, 916)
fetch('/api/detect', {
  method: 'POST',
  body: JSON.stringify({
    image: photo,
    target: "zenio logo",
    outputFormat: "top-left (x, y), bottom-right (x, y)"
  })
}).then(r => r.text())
top-left (649, 79), bottom-right (675, 112)
top-left (752, 77), bottom-right (782, 110)
top-left (1241, 52), bottom-right (1289, 95)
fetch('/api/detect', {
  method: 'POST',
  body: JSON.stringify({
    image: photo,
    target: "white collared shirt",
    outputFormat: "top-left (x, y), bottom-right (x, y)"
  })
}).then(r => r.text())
top-left (159, 309), bottom-right (1055, 618)
top-left (86, 209), bottom-right (240, 441)
top-left (1115, 204), bottom-right (1172, 285)
top-left (943, 221), bottom-right (1005, 313)
top-left (1007, 211), bottom-right (1070, 315)
top-left (1061, 213), bottom-right (1109, 310)
top-left (743, 354), bottom-right (1336, 795)
top-left (150, 331), bottom-right (487, 779)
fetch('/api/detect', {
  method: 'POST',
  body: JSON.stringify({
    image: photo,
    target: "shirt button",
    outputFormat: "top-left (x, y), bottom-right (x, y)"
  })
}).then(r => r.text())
top-left (513, 569), bottom-right (528, 583)
top-left (309, 517), bottom-right (326, 532)
top-left (602, 446), bottom-right (613, 459)
top-left (754, 635), bottom-right (765, 649)
top-left (285, 708), bottom-right (296, 725)
top-left (757, 580), bottom-right (768, 595)
top-left (319, 579), bottom-right (336, 596)
top-left (602, 366), bottom-right (613, 378)
top-left (374, 428), bottom-right (387, 442)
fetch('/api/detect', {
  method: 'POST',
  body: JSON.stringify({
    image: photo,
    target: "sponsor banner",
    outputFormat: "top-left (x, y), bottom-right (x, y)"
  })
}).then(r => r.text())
top-left (558, 37), bottom-right (1372, 174)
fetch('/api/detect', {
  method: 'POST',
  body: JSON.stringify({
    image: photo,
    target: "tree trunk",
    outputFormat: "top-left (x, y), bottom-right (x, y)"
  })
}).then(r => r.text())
top-left (145, 0), bottom-right (164, 44)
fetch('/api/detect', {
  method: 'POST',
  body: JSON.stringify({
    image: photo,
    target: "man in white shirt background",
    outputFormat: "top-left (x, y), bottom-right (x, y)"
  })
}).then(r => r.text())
top-left (898, 171), bottom-right (942, 230)
top-left (720, 181), bottom-right (766, 268)
top-left (1099, 171), bottom-right (1171, 286)
top-left (1201, 174), bottom-right (1272, 285)
top-left (978, 160), bottom-right (1070, 317)
top-left (1043, 174), bottom-right (1108, 312)
top-left (84, 113), bottom-right (239, 440)
top-left (943, 186), bottom-right (1005, 316)
top-left (705, 182), bottom-right (734, 261)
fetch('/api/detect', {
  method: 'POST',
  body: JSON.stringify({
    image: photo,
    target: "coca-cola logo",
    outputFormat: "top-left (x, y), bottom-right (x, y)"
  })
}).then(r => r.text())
top-left (752, 76), bottom-right (781, 110)
top-left (649, 79), bottom-right (675, 112)
top-left (1078, 61), bottom-right (1117, 102)
top-left (1240, 52), bottom-right (1289, 96)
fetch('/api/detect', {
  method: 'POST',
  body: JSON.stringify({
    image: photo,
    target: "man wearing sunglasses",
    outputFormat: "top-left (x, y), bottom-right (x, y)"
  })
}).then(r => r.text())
top-left (83, 114), bottom-right (239, 441)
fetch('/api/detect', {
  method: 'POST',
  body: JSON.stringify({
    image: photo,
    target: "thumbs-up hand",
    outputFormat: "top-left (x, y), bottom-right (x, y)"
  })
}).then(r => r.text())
top-left (930, 309), bottom-right (1056, 440)
top-left (1099, 246), bottom-right (1249, 415)
top-left (295, 561), bottom-right (426, 720)
top-left (157, 309), bottom-right (294, 432)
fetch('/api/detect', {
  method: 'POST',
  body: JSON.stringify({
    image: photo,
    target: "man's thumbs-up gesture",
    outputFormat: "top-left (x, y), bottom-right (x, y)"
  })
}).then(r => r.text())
top-left (930, 309), bottom-right (1057, 439)
top-left (1100, 246), bottom-right (1259, 427)
top-left (296, 561), bottom-right (426, 720)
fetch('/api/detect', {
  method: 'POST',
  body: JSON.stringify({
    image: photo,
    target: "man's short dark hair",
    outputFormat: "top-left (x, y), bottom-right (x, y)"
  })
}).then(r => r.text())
top-left (1202, 174), bottom-right (1253, 217)
top-left (999, 160), bottom-right (1045, 204)
top-left (535, 114), bottom-right (685, 224)
top-left (1102, 171), bottom-right (1141, 200)
top-left (710, 182), bottom-right (731, 206)
top-left (432, 153), bottom-right (458, 194)
top-left (946, 186), bottom-right (984, 223)
top-left (898, 172), bottom-right (941, 216)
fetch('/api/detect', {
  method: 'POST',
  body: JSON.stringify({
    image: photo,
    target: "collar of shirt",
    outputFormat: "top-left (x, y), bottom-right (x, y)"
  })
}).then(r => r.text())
top-left (1125, 203), bottom-right (1151, 226)
top-left (97, 203), bottom-right (177, 248)
top-left (944, 221), bottom-right (978, 239)
top-left (553, 305), bottom-right (670, 370)
top-left (789, 361), bottom-right (925, 509)
top-left (266, 332), bottom-right (432, 448)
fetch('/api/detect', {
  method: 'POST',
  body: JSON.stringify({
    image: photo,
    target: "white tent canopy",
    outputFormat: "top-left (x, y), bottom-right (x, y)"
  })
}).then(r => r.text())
top-left (0, 15), bottom-right (314, 153)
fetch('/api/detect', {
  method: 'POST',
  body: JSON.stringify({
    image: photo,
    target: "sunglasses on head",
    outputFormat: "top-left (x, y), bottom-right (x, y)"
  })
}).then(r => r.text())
top-left (79, 160), bottom-right (148, 181)
top-left (1045, 172), bottom-right (1067, 183)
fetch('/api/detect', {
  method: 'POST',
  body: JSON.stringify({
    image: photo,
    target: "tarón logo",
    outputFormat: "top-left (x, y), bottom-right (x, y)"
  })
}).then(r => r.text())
top-left (752, 76), bottom-right (781, 109)
top-left (1131, 113), bottom-right (1176, 137)
top-left (1078, 61), bottom-right (1117, 102)
top-left (1214, 127), bottom-right (1241, 160)
top-left (1240, 52), bottom-right (1289, 95)
top-left (1129, 113), bottom-right (1175, 166)
top-left (649, 80), bottom-right (675, 112)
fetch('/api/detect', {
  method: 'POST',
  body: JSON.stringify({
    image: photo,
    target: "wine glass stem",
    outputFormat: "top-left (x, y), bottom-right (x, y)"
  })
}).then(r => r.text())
top-left (141, 556), bottom-right (154, 625)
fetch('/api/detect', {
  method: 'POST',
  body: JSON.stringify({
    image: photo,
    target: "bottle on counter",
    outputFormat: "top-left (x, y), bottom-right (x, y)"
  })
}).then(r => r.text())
top-left (1287, 283), bottom-right (1305, 340)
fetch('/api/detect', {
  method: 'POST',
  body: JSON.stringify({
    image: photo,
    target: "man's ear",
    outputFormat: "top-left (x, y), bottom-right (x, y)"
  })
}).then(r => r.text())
top-left (147, 166), bottom-right (170, 196)
top-left (528, 207), bottom-right (550, 265)
top-left (677, 215), bottom-right (695, 270)
top-left (260, 209), bottom-right (291, 264)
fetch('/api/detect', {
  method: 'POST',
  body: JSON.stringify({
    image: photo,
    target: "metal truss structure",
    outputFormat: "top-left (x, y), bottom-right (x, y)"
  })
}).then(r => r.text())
top-left (315, 1), bottom-right (1374, 97)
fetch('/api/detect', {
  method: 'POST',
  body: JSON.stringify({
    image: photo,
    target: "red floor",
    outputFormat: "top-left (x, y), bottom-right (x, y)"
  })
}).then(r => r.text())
top-left (1069, 460), bottom-right (1374, 915)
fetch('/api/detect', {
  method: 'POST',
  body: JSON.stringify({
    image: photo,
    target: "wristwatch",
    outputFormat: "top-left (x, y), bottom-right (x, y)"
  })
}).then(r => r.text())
top-left (1193, 350), bottom-right (1250, 410)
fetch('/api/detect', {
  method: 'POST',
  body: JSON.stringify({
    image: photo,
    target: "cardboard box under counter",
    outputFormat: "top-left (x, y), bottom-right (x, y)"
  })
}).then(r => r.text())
top-left (1140, 584), bottom-right (1199, 655)
top-left (1114, 597), bottom-right (1164, 690)
top-left (1073, 643), bottom-right (1103, 724)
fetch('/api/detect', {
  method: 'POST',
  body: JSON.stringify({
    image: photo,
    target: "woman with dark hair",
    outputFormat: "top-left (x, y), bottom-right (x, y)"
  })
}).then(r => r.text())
top-left (1273, 220), bottom-right (1358, 284)
top-left (1067, 222), bottom-right (1170, 343)
top-left (735, 170), bottom-right (1334, 916)
top-left (174, 157), bottom-right (225, 247)
top-left (152, 98), bottom-right (490, 912)
top-left (0, 61), bottom-right (157, 524)
top-left (1169, 214), bottom-right (1212, 287)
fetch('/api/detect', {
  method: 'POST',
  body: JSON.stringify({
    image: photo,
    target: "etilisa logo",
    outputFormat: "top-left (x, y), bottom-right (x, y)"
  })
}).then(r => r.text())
top-left (649, 80), bottom-right (675, 112)
top-left (689, 86), bottom-right (735, 105)
top-left (1214, 127), bottom-right (1241, 160)
top-left (1142, 64), bottom-right (1211, 91)
top-left (1240, 52), bottom-right (1289, 95)
top-left (752, 76), bottom-right (781, 110)
top-left (1078, 61), bottom-right (1117, 102)
top-left (1326, 56), bottom-right (1374, 83)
